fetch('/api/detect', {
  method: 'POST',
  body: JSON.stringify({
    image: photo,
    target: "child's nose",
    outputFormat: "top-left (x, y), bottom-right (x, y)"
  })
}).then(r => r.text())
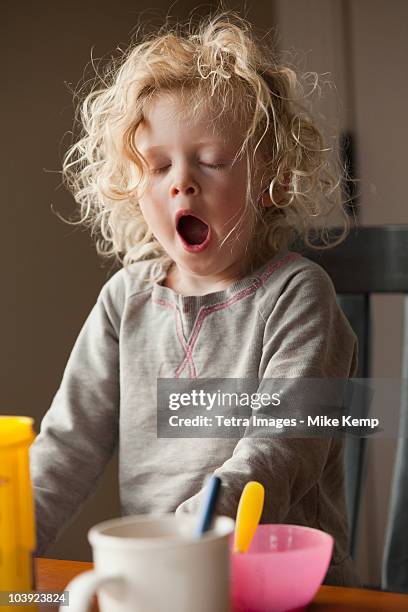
top-left (170, 177), bottom-right (200, 197)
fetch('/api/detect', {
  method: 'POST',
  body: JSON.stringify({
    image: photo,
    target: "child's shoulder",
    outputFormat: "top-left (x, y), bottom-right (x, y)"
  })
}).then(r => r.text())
top-left (102, 258), bottom-right (165, 300)
top-left (257, 251), bottom-right (338, 314)
top-left (96, 258), bottom-right (165, 324)
top-left (263, 251), bottom-right (336, 294)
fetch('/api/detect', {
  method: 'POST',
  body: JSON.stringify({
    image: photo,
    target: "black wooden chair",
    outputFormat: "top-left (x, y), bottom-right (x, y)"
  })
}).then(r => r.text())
top-left (298, 225), bottom-right (408, 592)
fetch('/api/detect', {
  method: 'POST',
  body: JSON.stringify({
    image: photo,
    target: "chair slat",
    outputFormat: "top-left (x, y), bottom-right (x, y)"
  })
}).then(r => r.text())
top-left (338, 295), bottom-right (370, 558)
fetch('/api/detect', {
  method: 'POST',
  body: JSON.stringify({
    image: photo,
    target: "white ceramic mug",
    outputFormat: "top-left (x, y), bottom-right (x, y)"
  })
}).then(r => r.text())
top-left (61, 514), bottom-right (235, 612)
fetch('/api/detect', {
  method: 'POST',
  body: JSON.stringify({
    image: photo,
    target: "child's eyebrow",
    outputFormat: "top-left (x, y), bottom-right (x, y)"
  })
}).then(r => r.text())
top-left (140, 140), bottom-right (228, 154)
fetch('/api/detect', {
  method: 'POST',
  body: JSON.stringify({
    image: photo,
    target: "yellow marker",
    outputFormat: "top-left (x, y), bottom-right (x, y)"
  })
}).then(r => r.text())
top-left (0, 416), bottom-right (37, 611)
top-left (234, 481), bottom-right (265, 553)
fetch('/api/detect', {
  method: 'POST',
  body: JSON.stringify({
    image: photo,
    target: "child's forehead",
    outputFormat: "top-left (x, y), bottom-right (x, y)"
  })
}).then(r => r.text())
top-left (138, 90), bottom-right (244, 147)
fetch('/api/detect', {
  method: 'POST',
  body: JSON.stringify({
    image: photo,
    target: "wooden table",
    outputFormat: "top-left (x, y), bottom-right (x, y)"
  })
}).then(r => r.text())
top-left (36, 558), bottom-right (408, 611)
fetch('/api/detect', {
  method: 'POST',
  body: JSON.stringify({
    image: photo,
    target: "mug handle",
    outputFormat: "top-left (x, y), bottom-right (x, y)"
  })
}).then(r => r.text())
top-left (60, 570), bottom-right (125, 612)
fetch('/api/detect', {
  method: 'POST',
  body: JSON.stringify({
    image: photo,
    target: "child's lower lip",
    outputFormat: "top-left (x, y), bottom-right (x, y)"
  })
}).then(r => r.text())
top-left (177, 227), bottom-right (211, 252)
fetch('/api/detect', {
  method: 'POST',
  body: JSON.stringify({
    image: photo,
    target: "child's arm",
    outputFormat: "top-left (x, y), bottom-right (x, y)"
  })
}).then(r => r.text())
top-left (30, 275), bottom-right (123, 555)
top-left (176, 265), bottom-right (357, 522)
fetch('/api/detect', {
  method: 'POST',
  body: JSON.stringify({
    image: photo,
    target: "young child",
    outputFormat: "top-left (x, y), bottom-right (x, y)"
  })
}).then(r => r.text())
top-left (30, 10), bottom-right (359, 586)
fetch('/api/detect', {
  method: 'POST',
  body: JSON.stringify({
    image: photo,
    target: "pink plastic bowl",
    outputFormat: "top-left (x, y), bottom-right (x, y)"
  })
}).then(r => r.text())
top-left (231, 524), bottom-right (333, 612)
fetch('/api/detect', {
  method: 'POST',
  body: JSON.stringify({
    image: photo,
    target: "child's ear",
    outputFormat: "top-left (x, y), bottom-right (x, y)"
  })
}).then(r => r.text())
top-left (261, 173), bottom-right (291, 208)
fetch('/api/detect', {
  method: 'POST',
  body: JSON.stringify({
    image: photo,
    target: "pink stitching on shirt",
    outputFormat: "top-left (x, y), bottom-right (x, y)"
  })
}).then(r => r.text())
top-left (152, 297), bottom-right (197, 378)
top-left (155, 252), bottom-right (298, 378)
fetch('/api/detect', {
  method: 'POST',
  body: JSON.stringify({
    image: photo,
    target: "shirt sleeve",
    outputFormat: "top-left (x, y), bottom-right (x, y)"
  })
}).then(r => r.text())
top-left (29, 277), bottom-right (123, 555)
top-left (175, 263), bottom-right (358, 522)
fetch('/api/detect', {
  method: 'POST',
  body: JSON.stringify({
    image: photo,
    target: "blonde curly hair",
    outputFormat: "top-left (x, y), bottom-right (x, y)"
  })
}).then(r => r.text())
top-left (61, 9), bottom-right (352, 270)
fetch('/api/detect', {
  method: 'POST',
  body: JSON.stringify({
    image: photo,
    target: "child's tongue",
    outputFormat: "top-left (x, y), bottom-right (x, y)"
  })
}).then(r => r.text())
top-left (178, 215), bottom-right (209, 245)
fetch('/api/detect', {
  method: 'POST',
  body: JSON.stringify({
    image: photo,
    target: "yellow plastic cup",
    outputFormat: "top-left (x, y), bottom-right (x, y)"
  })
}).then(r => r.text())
top-left (0, 416), bottom-right (37, 608)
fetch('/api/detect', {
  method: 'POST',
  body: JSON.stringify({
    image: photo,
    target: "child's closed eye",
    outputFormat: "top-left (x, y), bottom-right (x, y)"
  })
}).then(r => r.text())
top-left (203, 162), bottom-right (227, 170)
top-left (149, 162), bottom-right (227, 175)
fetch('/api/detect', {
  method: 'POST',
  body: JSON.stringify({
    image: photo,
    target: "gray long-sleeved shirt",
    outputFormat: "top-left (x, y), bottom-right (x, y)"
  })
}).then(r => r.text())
top-left (30, 250), bottom-right (359, 585)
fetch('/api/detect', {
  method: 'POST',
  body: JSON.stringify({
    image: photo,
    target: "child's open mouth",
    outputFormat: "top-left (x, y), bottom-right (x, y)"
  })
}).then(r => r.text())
top-left (176, 212), bottom-right (211, 252)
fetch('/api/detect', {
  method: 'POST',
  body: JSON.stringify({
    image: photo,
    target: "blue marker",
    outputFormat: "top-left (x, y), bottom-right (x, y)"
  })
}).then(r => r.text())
top-left (194, 476), bottom-right (222, 538)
